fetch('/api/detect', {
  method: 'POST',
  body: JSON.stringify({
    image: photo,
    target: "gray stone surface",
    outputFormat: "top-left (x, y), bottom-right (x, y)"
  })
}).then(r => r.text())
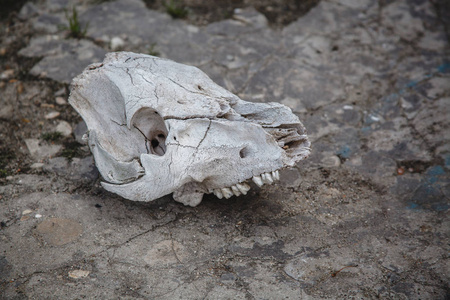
top-left (1, 0), bottom-right (449, 298)
top-left (19, 37), bottom-right (106, 83)
top-left (24, 138), bottom-right (62, 160)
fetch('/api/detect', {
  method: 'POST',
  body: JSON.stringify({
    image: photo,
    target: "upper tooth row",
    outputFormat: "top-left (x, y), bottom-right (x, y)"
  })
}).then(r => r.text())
top-left (212, 170), bottom-right (280, 199)
top-left (252, 170), bottom-right (279, 187)
top-left (213, 182), bottom-right (251, 199)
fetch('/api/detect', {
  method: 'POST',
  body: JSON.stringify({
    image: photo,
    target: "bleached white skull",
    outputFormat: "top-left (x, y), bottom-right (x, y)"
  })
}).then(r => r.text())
top-left (69, 52), bottom-right (310, 206)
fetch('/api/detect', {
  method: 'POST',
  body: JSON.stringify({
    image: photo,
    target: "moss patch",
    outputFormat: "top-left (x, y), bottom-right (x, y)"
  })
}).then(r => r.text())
top-left (0, 148), bottom-right (16, 178)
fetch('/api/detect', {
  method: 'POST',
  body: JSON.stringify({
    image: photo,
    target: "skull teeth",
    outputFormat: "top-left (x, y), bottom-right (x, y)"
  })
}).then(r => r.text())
top-left (212, 170), bottom-right (280, 199)
top-left (261, 172), bottom-right (273, 184)
top-left (236, 183), bottom-right (250, 195)
top-left (213, 182), bottom-right (250, 199)
top-left (252, 175), bottom-right (264, 187)
top-left (272, 170), bottom-right (280, 181)
top-left (213, 189), bottom-right (224, 199)
top-left (231, 185), bottom-right (241, 196)
top-left (252, 170), bottom-right (280, 187)
top-left (221, 187), bottom-right (234, 199)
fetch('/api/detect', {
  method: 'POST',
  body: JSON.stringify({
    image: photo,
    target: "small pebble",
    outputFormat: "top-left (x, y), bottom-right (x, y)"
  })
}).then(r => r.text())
top-left (74, 121), bottom-right (88, 144)
top-left (321, 155), bottom-right (341, 168)
top-left (95, 35), bottom-right (110, 44)
top-left (16, 82), bottom-right (24, 94)
top-left (370, 115), bottom-right (380, 122)
top-left (54, 88), bottom-right (66, 97)
top-left (45, 111), bottom-right (60, 119)
top-left (68, 270), bottom-right (90, 279)
top-left (30, 162), bottom-right (45, 169)
top-left (22, 209), bottom-right (33, 215)
top-left (397, 167), bottom-right (405, 175)
top-left (0, 105), bottom-right (13, 119)
top-left (35, 214), bottom-right (42, 218)
top-left (111, 36), bottom-right (125, 51)
top-left (55, 96), bottom-right (67, 105)
top-left (0, 69), bottom-right (14, 80)
top-left (55, 121), bottom-right (72, 137)
top-left (41, 103), bottom-right (55, 108)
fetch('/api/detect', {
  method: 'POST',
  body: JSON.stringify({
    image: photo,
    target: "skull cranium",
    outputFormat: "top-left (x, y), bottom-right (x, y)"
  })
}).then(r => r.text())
top-left (69, 52), bottom-right (310, 206)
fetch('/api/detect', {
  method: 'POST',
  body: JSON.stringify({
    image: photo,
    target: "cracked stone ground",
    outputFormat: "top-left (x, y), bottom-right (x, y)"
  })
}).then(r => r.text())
top-left (0, 0), bottom-right (449, 299)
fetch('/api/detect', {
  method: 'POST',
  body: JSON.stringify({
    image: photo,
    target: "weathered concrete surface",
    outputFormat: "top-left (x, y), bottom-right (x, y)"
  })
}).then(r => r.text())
top-left (1, 0), bottom-right (449, 299)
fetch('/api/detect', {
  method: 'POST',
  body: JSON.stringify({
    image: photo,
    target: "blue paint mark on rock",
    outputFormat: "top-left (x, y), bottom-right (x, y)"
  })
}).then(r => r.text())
top-left (406, 81), bottom-right (418, 88)
top-left (424, 165), bottom-right (446, 185)
top-left (426, 165), bottom-right (445, 177)
top-left (409, 182), bottom-right (448, 211)
top-left (437, 63), bottom-right (450, 73)
top-left (407, 202), bottom-right (420, 210)
top-left (445, 154), bottom-right (450, 169)
top-left (384, 93), bottom-right (399, 103)
top-left (361, 126), bottom-right (372, 134)
top-left (406, 165), bottom-right (449, 211)
top-left (336, 146), bottom-right (351, 159)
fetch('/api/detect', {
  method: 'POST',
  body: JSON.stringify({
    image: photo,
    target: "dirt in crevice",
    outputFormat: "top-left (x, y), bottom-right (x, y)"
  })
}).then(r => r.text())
top-left (143, 0), bottom-right (320, 27)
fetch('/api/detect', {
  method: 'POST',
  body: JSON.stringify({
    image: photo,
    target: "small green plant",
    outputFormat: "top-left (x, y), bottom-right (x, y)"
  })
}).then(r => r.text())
top-left (41, 131), bottom-right (63, 142)
top-left (63, 6), bottom-right (89, 39)
top-left (147, 43), bottom-right (160, 56)
top-left (61, 141), bottom-right (83, 161)
top-left (164, 0), bottom-right (188, 19)
top-left (0, 148), bottom-right (15, 178)
top-left (89, 0), bottom-right (114, 4)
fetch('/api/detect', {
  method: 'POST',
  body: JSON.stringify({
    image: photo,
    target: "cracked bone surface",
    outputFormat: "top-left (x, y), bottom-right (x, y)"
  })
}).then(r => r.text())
top-left (69, 52), bottom-right (310, 207)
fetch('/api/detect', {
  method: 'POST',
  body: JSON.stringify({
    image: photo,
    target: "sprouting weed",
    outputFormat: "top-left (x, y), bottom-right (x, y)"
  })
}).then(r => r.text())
top-left (62, 6), bottom-right (89, 39)
top-left (41, 131), bottom-right (63, 142)
top-left (164, 0), bottom-right (188, 19)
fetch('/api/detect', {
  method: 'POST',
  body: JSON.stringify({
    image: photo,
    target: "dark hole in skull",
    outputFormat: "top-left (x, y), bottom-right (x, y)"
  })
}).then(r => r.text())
top-left (151, 139), bottom-right (159, 148)
top-left (239, 146), bottom-right (252, 159)
top-left (131, 107), bottom-right (168, 156)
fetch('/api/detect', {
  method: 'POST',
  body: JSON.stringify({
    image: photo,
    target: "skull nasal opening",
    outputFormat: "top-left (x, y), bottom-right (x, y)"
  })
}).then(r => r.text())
top-left (239, 146), bottom-right (252, 159)
top-left (131, 107), bottom-right (168, 156)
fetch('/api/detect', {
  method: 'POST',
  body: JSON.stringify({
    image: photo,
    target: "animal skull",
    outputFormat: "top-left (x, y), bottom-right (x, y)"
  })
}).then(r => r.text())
top-left (69, 52), bottom-right (310, 206)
